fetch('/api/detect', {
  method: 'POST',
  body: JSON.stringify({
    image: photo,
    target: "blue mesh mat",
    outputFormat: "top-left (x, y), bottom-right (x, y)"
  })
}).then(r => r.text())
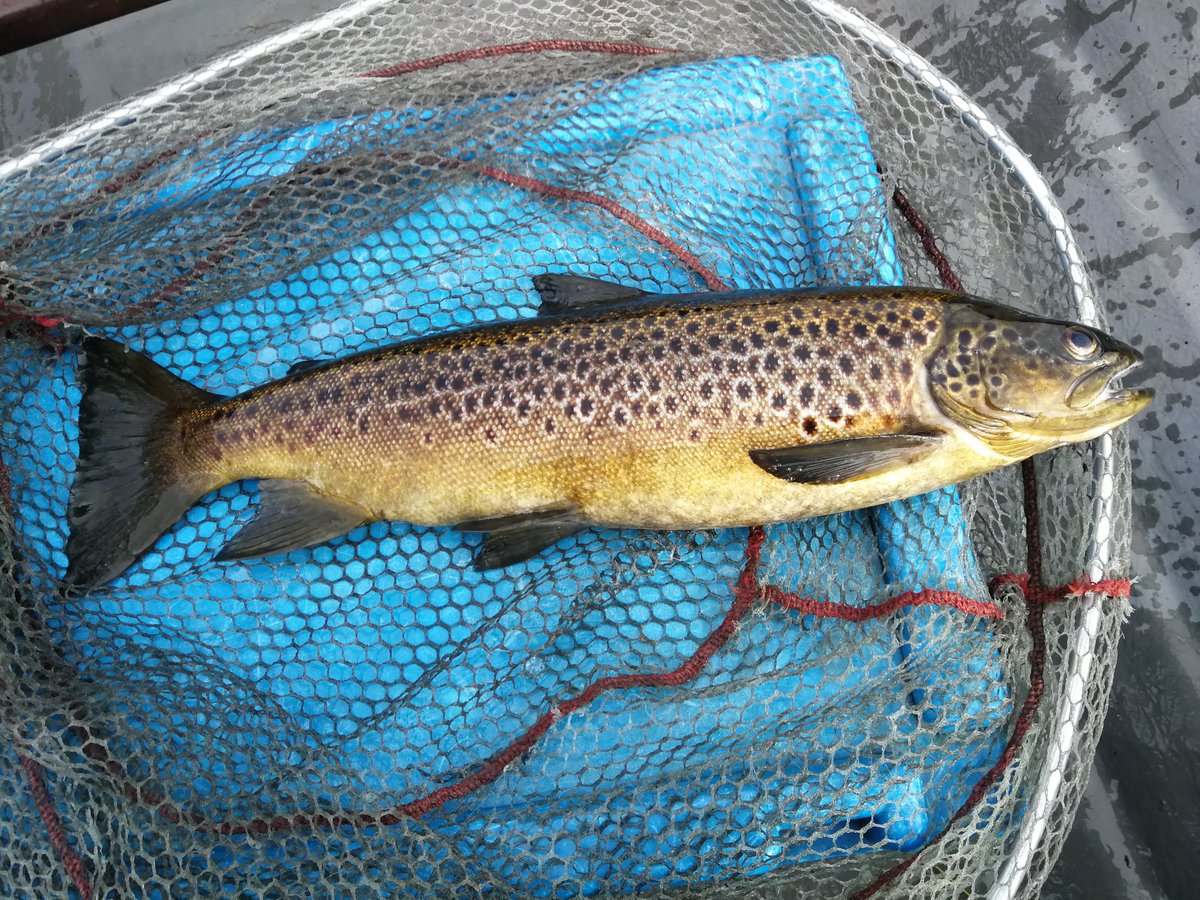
top-left (0, 54), bottom-right (1011, 895)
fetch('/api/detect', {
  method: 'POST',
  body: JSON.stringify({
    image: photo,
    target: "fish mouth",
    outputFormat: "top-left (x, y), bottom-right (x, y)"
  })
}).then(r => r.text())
top-left (1067, 350), bottom-right (1145, 411)
top-left (1032, 352), bottom-right (1153, 439)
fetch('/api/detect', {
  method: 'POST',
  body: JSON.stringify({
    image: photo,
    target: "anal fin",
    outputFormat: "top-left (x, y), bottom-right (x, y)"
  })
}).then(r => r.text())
top-left (456, 506), bottom-right (584, 570)
top-left (750, 433), bottom-right (942, 485)
top-left (216, 480), bottom-right (371, 561)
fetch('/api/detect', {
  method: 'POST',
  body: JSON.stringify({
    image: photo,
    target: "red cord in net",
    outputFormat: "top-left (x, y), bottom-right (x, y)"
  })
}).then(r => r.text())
top-left (360, 39), bottom-right (679, 78)
top-left (19, 756), bottom-right (93, 899)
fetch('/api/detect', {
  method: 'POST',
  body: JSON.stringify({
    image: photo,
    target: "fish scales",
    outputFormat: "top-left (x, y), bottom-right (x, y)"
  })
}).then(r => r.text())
top-left (65, 279), bottom-right (1151, 587)
top-left (184, 288), bottom-right (942, 528)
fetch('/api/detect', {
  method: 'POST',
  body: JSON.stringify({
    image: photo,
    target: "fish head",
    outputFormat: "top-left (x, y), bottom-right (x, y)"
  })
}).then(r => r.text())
top-left (927, 299), bottom-right (1153, 458)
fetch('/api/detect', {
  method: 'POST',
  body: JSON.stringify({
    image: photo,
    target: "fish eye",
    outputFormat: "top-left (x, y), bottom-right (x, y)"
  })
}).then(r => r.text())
top-left (1063, 326), bottom-right (1100, 360)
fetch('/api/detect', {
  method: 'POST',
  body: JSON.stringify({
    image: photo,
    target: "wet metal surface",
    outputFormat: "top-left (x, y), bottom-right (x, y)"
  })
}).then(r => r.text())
top-left (2, 1), bottom-right (1197, 897)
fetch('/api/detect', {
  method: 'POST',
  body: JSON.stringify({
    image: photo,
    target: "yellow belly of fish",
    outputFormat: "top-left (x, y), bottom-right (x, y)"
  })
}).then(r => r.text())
top-left (252, 428), bottom-right (1008, 531)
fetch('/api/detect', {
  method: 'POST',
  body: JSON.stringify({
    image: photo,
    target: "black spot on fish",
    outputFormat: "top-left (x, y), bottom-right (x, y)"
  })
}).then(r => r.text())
top-left (763, 352), bottom-right (780, 373)
top-left (966, 374), bottom-right (981, 387)
top-left (912, 307), bottom-right (925, 320)
top-left (730, 338), bottom-right (747, 354)
top-left (946, 362), bottom-right (960, 378)
top-left (839, 356), bottom-right (854, 375)
top-left (828, 405), bottom-right (842, 422)
top-left (545, 418), bottom-right (556, 434)
top-left (846, 391), bottom-right (862, 410)
top-left (684, 321), bottom-right (700, 336)
top-left (665, 396), bottom-right (679, 413)
top-left (689, 429), bottom-right (701, 442)
top-left (552, 383), bottom-right (566, 401)
top-left (434, 375), bottom-right (449, 391)
top-left (869, 363), bottom-right (883, 381)
top-left (887, 334), bottom-right (905, 349)
top-left (749, 333), bottom-right (766, 349)
top-left (853, 323), bottom-right (868, 339)
top-left (803, 417), bottom-right (818, 435)
top-left (876, 324), bottom-right (890, 339)
top-left (980, 336), bottom-right (997, 351)
top-left (1002, 328), bottom-right (1019, 342)
top-left (817, 366), bottom-right (833, 387)
top-left (799, 385), bottom-right (815, 405)
top-left (958, 329), bottom-right (972, 345)
top-left (707, 335), bottom-right (722, 350)
top-left (736, 382), bottom-right (752, 402)
top-left (782, 368), bottom-right (797, 385)
top-left (613, 408), bottom-right (628, 427)
top-left (764, 320), bottom-right (780, 333)
top-left (900, 360), bottom-right (913, 377)
top-left (807, 322), bottom-right (821, 338)
top-left (771, 392), bottom-right (787, 410)
top-left (788, 324), bottom-right (803, 338)
top-left (991, 375), bottom-right (1003, 387)
top-left (793, 346), bottom-right (812, 362)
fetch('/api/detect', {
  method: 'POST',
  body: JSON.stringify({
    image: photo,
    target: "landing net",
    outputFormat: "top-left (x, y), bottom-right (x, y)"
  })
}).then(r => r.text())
top-left (0, 2), bottom-right (1136, 897)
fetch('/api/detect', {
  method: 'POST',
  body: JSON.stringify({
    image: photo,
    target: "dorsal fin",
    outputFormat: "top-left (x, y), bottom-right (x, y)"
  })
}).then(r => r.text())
top-left (532, 274), bottom-right (649, 316)
top-left (287, 358), bottom-right (329, 376)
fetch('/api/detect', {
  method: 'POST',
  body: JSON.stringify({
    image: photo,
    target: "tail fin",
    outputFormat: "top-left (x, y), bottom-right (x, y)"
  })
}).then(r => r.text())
top-left (66, 338), bottom-right (221, 589)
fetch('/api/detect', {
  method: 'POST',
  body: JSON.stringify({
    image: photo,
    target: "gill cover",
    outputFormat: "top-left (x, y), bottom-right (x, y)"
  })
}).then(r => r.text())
top-left (927, 300), bottom-right (1151, 458)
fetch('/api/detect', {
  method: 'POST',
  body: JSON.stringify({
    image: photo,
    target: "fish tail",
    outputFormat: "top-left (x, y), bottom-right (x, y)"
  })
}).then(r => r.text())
top-left (66, 337), bottom-right (222, 589)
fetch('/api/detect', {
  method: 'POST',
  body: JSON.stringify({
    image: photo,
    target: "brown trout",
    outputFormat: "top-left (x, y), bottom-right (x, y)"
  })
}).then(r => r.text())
top-left (66, 275), bottom-right (1152, 588)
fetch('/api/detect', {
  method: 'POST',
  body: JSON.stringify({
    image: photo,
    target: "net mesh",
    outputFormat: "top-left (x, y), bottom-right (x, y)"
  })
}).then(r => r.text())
top-left (0, 2), bottom-right (1135, 898)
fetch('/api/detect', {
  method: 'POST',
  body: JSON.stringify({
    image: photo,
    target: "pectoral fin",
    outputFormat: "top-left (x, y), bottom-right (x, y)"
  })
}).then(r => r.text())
top-left (216, 480), bottom-right (370, 561)
top-left (457, 506), bottom-right (584, 570)
top-left (750, 433), bottom-right (943, 485)
top-left (532, 274), bottom-right (649, 315)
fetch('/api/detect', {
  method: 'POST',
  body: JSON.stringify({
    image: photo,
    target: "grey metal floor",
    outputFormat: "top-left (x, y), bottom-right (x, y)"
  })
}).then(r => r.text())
top-left (2, 2), bottom-right (1196, 898)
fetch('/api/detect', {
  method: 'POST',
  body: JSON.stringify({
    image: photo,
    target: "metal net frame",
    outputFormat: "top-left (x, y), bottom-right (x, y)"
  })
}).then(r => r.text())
top-left (0, 2), bottom-right (1136, 898)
